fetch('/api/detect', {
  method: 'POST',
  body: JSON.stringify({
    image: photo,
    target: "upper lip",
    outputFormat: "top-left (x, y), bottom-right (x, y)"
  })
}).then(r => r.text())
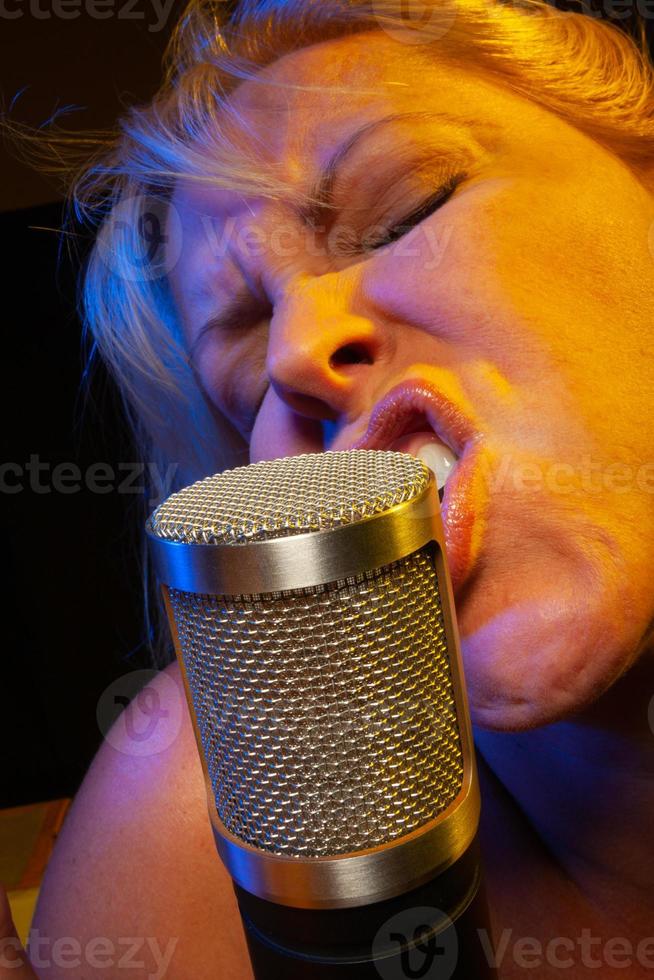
top-left (342, 379), bottom-right (479, 458)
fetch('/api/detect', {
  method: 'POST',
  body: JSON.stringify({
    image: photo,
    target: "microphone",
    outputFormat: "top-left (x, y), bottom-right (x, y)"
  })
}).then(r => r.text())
top-left (147, 450), bottom-right (497, 979)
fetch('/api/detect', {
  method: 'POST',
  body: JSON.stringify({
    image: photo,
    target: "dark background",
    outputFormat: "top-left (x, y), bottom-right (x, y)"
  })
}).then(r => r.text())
top-left (1, 5), bottom-right (653, 809)
top-left (1, 11), bottom-right (179, 808)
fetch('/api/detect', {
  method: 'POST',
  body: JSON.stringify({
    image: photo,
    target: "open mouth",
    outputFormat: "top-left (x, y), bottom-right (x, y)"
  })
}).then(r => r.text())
top-left (346, 378), bottom-right (475, 489)
top-left (341, 378), bottom-right (484, 592)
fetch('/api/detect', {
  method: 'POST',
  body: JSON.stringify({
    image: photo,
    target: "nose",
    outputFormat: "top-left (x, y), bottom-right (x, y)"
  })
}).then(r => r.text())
top-left (266, 272), bottom-right (386, 422)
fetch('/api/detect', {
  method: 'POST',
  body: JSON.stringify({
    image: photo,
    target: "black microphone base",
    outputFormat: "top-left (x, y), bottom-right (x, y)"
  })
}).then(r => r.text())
top-left (234, 838), bottom-right (498, 979)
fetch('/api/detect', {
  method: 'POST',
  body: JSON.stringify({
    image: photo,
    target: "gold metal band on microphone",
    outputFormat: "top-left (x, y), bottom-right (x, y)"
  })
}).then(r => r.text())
top-left (208, 759), bottom-right (480, 910)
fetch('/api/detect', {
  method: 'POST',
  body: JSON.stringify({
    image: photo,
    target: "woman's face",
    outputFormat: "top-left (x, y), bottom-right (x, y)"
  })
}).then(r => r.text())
top-left (168, 31), bottom-right (654, 730)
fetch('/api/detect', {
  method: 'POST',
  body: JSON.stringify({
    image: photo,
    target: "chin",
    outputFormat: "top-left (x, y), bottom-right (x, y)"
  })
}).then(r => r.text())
top-left (454, 503), bottom-right (641, 731)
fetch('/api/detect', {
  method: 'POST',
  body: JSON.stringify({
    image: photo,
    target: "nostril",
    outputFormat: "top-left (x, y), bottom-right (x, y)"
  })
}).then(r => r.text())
top-left (330, 343), bottom-right (374, 368)
top-left (277, 389), bottom-right (338, 421)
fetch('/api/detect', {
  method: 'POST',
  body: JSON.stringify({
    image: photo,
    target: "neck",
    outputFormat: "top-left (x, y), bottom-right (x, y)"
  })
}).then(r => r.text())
top-left (474, 648), bottom-right (654, 932)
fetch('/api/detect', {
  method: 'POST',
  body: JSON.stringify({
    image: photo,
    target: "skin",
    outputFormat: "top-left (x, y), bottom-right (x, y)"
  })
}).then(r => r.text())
top-left (3, 29), bottom-right (654, 979)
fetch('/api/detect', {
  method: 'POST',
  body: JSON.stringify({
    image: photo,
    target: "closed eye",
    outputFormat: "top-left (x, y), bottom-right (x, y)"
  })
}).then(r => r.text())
top-left (364, 172), bottom-right (464, 250)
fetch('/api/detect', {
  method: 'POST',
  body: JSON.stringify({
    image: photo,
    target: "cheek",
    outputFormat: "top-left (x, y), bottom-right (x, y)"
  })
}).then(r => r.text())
top-left (195, 330), bottom-right (270, 436)
top-left (359, 180), bottom-right (547, 364)
top-left (453, 439), bottom-right (654, 730)
top-left (461, 562), bottom-right (647, 732)
top-left (364, 174), bottom-right (654, 450)
top-left (362, 171), bottom-right (641, 346)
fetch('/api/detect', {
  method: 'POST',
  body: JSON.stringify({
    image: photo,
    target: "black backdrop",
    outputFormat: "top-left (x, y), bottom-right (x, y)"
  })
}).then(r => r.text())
top-left (1, 1), bottom-right (176, 808)
top-left (1, 202), bottom-right (151, 807)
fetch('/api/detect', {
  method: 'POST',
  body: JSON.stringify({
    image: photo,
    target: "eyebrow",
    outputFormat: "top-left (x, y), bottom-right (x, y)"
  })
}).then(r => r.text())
top-left (192, 109), bottom-right (483, 348)
top-left (299, 109), bottom-right (484, 227)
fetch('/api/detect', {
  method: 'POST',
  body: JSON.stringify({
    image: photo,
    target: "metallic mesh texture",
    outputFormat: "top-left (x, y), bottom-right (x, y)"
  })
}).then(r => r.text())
top-left (168, 548), bottom-right (463, 857)
top-left (149, 450), bottom-right (430, 545)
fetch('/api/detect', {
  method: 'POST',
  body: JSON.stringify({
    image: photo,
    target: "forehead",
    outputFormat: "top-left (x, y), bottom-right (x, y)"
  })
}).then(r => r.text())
top-left (171, 31), bottom-right (494, 217)
top-left (225, 31), bottom-right (423, 160)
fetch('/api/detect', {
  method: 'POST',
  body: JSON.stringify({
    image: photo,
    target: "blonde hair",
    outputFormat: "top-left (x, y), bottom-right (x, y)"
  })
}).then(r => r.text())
top-left (32, 0), bottom-right (650, 492)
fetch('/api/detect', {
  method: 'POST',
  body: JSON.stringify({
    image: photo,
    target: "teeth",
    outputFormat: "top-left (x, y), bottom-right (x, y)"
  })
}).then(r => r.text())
top-left (416, 440), bottom-right (458, 490)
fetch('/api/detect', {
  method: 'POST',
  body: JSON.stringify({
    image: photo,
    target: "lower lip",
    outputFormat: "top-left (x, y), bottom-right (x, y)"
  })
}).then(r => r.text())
top-left (385, 430), bottom-right (484, 594)
top-left (439, 446), bottom-right (484, 594)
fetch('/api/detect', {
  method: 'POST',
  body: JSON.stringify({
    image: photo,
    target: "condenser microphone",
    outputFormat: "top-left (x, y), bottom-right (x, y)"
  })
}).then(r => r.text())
top-left (147, 450), bottom-right (497, 979)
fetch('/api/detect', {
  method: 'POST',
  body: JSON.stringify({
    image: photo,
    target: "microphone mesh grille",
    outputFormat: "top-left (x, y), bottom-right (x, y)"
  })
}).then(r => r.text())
top-left (168, 548), bottom-right (464, 858)
top-left (149, 450), bottom-right (430, 545)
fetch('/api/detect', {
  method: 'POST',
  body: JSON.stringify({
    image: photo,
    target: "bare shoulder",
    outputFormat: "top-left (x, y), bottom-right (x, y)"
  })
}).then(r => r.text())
top-left (31, 662), bottom-right (253, 979)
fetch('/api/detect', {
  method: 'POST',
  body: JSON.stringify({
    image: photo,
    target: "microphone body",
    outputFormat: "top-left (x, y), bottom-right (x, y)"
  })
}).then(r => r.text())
top-left (147, 451), bottom-right (497, 979)
top-left (235, 839), bottom-right (495, 978)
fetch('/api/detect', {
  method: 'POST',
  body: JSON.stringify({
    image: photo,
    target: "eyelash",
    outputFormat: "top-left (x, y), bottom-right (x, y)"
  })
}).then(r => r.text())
top-left (364, 172), bottom-right (464, 250)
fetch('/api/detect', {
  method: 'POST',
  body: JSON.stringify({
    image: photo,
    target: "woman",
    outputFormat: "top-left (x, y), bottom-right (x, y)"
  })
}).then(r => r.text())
top-left (2, 0), bottom-right (654, 976)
